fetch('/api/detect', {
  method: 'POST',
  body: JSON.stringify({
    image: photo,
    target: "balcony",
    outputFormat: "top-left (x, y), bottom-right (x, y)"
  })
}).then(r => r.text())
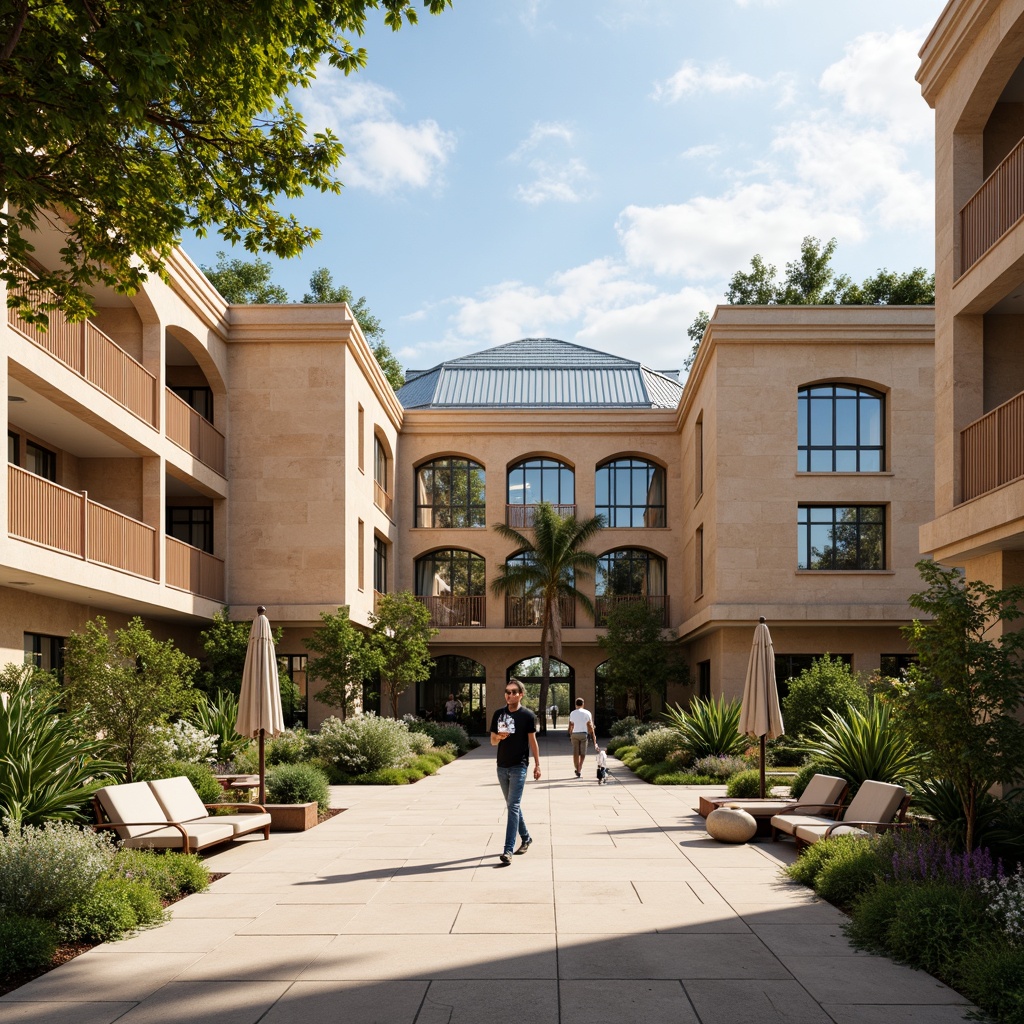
top-left (960, 389), bottom-right (1024, 501)
top-left (416, 594), bottom-right (485, 628)
top-left (959, 136), bottom-right (1024, 277)
top-left (8, 464), bottom-right (156, 578)
top-left (374, 481), bottom-right (394, 518)
top-left (7, 282), bottom-right (157, 426)
top-left (165, 536), bottom-right (225, 602)
top-left (594, 594), bottom-right (670, 628)
top-left (165, 389), bottom-right (225, 475)
top-left (505, 503), bottom-right (576, 528)
top-left (505, 595), bottom-right (577, 629)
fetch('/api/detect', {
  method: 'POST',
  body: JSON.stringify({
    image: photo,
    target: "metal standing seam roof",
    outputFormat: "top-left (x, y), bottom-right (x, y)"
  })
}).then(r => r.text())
top-left (397, 338), bottom-right (683, 410)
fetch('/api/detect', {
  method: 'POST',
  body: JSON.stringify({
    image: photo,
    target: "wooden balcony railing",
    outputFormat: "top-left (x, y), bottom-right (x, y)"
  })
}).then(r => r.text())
top-left (165, 389), bottom-right (225, 476)
top-left (165, 536), bottom-right (226, 602)
top-left (416, 594), bottom-right (486, 628)
top-left (505, 595), bottom-right (577, 629)
top-left (7, 281), bottom-right (158, 426)
top-left (961, 389), bottom-right (1024, 501)
top-left (960, 135), bottom-right (1024, 277)
top-left (505, 503), bottom-right (576, 528)
top-left (594, 593), bottom-right (670, 628)
top-left (8, 464), bottom-right (156, 578)
top-left (374, 481), bottom-right (394, 518)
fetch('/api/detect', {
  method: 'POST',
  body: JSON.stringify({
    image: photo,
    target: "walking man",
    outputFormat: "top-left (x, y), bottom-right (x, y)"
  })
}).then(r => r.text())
top-left (490, 677), bottom-right (541, 865)
top-left (567, 697), bottom-right (597, 778)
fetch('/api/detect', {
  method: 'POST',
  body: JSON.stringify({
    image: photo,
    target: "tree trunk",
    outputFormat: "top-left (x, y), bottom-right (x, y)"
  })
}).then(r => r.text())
top-left (537, 607), bottom-right (550, 734)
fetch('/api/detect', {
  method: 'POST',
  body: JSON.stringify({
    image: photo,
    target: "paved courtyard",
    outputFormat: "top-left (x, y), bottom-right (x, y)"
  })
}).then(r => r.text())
top-left (0, 736), bottom-right (973, 1024)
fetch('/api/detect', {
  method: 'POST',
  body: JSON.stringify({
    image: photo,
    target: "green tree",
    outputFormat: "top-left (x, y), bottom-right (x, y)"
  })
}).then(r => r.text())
top-left (491, 502), bottom-right (604, 733)
top-left (685, 237), bottom-right (934, 371)
top-left (597, 600), bottom-right (683, 719)
top-left (781, 654), bottom-right (869, 739)
top-left (301, 267), bottom-right (405, 390)
top-left (63, 616), bottom-right (200, 782)
top-left (897, 560), bottom-right (1024, 851)
top-left (201, 253), bottom-right (289, 304)
top-left (305, 606), bottom-right (382, 721)
top-left (1, 1), bottom-right (450, 325)
top-left (197, 608), bottom-right (284, 698)
top-left (368, 591), bottom-right (437, 719)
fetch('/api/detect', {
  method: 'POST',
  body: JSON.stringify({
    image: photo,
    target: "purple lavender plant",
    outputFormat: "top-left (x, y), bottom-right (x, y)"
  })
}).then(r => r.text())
top-left (884, 828), bottom-right (1003, 886)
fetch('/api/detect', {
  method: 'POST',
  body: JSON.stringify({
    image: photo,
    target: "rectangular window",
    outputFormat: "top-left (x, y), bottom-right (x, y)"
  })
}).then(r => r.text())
top-left (774, 653), bottom-right (853, 701)
top-left (374, 534), bottom-right (388, 593)
top-left (167, 506), bottom-right (214, 553)
top-left (374, 436), bottom-right (388, 492)
top-left (357, 518), bottom-right (365, 590)
top-left (170, 386), bottom-right (214, 423)
top-left (8, 431), bottom-right (19, 466)
top-left (697, 660), bottom-right (711, 701)
top-left (24, 632), bottom-right (64, 674)
top-left (797, 505), bottom-right (885, 570)
top-left (695, 525), bottom-right (704, 597)
top-left (880, 653), bottom-right (917, 678)
top-left (276, 654), bottom-right (308, 728)
top-left (25, 441), bottom-right (57, 482)
top-left (695, 415), bottom-right (704, 499)
top-left (357, 405), bottom-right (365, 473)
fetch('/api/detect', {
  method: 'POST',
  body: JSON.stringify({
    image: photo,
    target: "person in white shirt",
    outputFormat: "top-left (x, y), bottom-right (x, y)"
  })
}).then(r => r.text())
top-left (567, 697), bottom-right (597, 778)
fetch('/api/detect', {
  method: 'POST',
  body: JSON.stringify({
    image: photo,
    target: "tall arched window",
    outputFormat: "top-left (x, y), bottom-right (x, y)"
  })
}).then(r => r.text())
top-left (373, 435), bottom-right (392, 516)
top-left (506, 457), bottom-right (574, 527)
top-left (415, 457), bottom-right (486, 528)
top-left (502, 552), bottom-right (577, 628)
top-left (798, 384), bottom-right (885, 472)
top-left (595, 548), bottom-right (668, 626)
top-left (596, 457), bottom-right (666, 527)
top-left (414, 549), bottom-right (486, 627)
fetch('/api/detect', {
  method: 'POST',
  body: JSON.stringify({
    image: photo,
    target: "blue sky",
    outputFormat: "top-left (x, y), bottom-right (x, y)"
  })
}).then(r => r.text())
top-left (184, 0), bottom-right (947, 374)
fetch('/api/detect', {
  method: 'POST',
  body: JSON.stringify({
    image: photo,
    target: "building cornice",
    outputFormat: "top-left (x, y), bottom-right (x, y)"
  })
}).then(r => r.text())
top-left (165, 247), bottom-right (231, 340)
top-left (917, 0), bottom-right (1002, 106)
top-left (400, 407), bottom-right (679, 436)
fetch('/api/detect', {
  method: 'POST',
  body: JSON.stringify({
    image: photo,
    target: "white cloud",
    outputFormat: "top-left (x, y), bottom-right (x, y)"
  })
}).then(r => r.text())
top-left (297, 67), bottom-right (455, 193)
top-left (654, 61), bottom-right (763, 102)
top-left (510, 121), bottom-right (593, 205)
top-left (511, 121), bottom-right (575, 158)
top-left (681, 143), bottom-right (722, 160)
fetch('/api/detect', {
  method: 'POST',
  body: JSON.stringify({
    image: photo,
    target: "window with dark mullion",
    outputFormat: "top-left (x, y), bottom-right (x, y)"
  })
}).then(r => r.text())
top-left (166, 506), bottom-right (214, 553)
top-left (797, 505), bottom-right (885, 570)
top-left (798, 385), bottom-right (884, 472)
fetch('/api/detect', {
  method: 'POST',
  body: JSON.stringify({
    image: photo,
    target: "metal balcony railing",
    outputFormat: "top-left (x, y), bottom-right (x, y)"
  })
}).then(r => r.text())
top-left (505, 503), bottom-right (576, 528)
top-left (374, 481), bottom-right (394, 518)
top-left (416, 594), bottom-right (486, 628)
top-left (505, 595), bottom-right (577, 629)
top-left (594, 593), bottom-right (670, 628)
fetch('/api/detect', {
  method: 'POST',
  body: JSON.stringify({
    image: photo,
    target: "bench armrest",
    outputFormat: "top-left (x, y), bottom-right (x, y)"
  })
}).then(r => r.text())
top-left (779, 802), bottom-right (842, 817)
top-left (823, 820), bottom-right (910, 838)
top-left (204, 802), bottom-right (268, 813)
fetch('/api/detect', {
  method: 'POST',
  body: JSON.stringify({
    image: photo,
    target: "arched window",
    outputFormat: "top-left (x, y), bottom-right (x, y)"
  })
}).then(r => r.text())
top-left (502, 552), bottom-right (577, 628)
top-left (595, 548), bottom-right (668, 626)
top-left (506, 457), bottom-right (574, 527)
top-left (798, 384), bottom-right (884, 472)
top-left (373, 435), bottom-right (392, 516)
top-left (596, 457), bottom-right (666, 527)
top-left (507, 657), bottom-right (573, 718)
top-left (414, 549), bottom-right (486, 628)
top-left (415, 457), bottom-right (486, 528)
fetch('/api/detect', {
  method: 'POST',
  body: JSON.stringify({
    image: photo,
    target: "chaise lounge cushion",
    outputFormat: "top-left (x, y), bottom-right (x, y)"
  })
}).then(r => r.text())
top-left (148, 776), bottom-right (272, 837)
top-left (95, 781), bottom-right (234, 850)
top-left (772, 779), bottom-right (907, 845)
top-left (704, 774), bottom-right (849, 820)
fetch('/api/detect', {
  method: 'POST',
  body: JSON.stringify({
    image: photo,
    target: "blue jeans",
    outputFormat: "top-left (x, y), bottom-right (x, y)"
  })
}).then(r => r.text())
top-left (497, 764), bottom-right (531, 855)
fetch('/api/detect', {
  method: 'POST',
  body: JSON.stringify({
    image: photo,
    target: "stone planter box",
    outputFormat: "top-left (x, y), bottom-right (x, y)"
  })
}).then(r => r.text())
top-left (266, 802), bottom-right (318, 832)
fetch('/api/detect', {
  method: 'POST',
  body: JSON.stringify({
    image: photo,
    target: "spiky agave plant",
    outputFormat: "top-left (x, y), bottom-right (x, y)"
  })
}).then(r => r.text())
top-left (663, 697), bottom-right (748, 759)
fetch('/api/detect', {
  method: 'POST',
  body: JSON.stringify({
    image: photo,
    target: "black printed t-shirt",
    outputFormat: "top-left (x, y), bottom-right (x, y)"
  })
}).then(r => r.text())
top-left (490, 706), bottom-right (537, 768)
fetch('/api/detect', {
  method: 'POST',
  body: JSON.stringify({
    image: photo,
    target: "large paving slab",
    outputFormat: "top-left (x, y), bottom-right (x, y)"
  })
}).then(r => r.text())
top-left (0, 736), bottom-right (976, 1023)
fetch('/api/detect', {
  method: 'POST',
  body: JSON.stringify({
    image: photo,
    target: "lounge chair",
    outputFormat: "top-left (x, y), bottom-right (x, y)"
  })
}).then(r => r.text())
top-left (149, 776), bottom-right (272, 842)
top-left (699, 772), bottom-right (849, 822)
top-left (771, 779), bottom-right (910, 849)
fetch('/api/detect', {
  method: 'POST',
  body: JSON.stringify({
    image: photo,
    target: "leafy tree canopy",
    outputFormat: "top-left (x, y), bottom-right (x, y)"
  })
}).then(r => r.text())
top-left (1, 0), bottom-right (451, 324)
top-left (198, 608), bottom-right (284, 697)
top-left (306, 606), bottom-right (382, 720)
top-left (780, 653), bottom-right (868, 739)
top-left (368, 591), bottom-right (437, 719)
top-left (201, 254), bottom-right (290, 305)
top-left (685, 236), bottom-right (934, 370)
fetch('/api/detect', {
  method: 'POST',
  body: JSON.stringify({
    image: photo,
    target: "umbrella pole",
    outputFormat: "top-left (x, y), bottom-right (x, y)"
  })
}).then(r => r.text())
top-left (258, 729), bottom-right (266, 806)
top-left (759, 735), bottom-right (767, 799)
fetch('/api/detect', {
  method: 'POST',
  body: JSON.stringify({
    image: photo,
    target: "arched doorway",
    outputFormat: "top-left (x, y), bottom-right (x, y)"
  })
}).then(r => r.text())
top-left (507, 656), bottom-right (574, 729)
top-left (419, 655), bottom-right (486, 733)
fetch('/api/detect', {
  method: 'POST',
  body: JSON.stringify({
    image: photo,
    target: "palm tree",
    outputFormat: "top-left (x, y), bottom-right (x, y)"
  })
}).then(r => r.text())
top-left (491, 502), bottom-right (604, 733)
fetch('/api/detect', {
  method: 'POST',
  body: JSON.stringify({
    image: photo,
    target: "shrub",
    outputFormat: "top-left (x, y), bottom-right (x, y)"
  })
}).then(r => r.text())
top-left (882, 827), bottom-right (1002, 887)
top-left (265, 729), bottom-right (310, 766)
top-left (911, 776), bottom-right (1012, 854)
top-left (60, 876), bottom-right (165, 943)
top-left (0, 915), bottom-right (58, 979)
top-left (845, 880), bottom-right (903, 953)
top-left (0, 819), bottom-right (114, 920)
top-left (980, 867), bottom-right (1024, 944)
top-left (636, 760), bottom-right (672, 781)
top-left (813, 840), bottom-right (884, 908)
top-left (635, 727), bottom-right (684, 764)
top-left (407, 719), bottom-right (472, 754)
top-left (787, 834), bottom-right (871, 889)
top-left (782, 654), bottom-right (868, 739)
top-left (109, 848), bottom-right (210, 901)
top-left (188, 689), bottom-right (246, 761)
top-left (407, 731), bottom-right (435, 756)
top-left (725, 769), bottom-right (788, 798)
top-left (355, 767), bottom-right (413, 785)
top-left (265, 763), bottom-right (331, 813)
top-left (662, 697), bottom-right (747, 758)
top-left (606, 735), bottom-right (635, 755)
top-left (310, 714), bottom-right (413, 775)
top-left (955, 939), bottom-right (1024, 1024)
top-left (149, 720), bottom-right (218, 765)
top-left (610, 716), bottom-right (644, 737)
top-left (692, 754), bottom-right (749, 780)
top-left (653, 772), bottom-right (716, 785)
top-left (141, 760), bottom-right (223, 804)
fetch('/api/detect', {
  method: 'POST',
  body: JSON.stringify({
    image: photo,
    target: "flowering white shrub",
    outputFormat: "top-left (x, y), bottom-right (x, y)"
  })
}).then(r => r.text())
top-left (310, 714), bottom-right (413, 774)
top-left (150, 721), bottom-right (219, 764)
top-left (981, 867), bottom-right (1024, 943)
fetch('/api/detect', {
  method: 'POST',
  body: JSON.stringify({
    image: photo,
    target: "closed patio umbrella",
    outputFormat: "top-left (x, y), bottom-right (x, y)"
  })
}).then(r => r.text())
top-left (235, 606), bottom-right (285, 805)
top-left (739, 616), bottom-right (785, 798)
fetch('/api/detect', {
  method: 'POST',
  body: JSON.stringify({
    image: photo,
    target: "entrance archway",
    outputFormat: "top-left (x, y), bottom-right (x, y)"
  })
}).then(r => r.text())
top-left (419, 655), bottom-right (486, 733)
top-left (507, 657), bottom-right (574, 729)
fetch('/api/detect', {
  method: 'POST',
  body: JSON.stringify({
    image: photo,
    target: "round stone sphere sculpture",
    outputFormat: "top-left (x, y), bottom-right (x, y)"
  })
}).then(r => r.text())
top-left (706, 806), bottom-right (757, 843)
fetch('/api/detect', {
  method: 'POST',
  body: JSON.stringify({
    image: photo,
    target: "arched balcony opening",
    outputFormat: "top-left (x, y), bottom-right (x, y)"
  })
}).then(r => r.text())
top-left (595, 548), bottom-right (669, 627)
top-left (414, 549), bottom-right (486, 628)
top-left (506, 457), bottom-right (574, 527)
